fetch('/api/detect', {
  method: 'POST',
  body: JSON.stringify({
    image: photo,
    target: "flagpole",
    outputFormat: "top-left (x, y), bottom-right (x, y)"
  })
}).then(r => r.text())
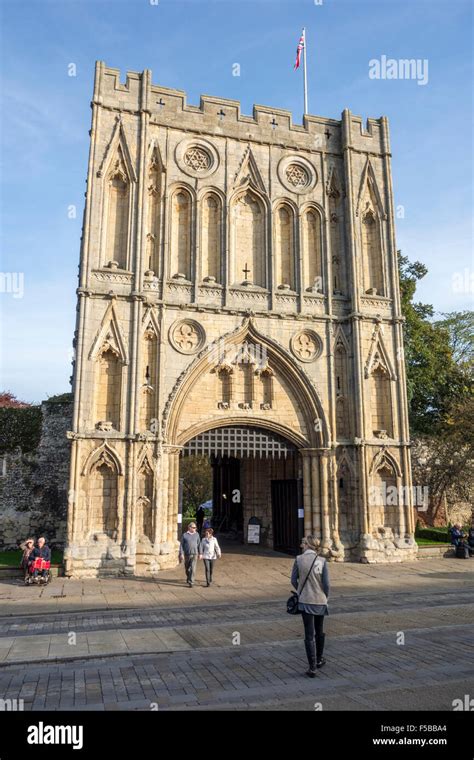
top-left (303, 27), bottom-right (308, 115)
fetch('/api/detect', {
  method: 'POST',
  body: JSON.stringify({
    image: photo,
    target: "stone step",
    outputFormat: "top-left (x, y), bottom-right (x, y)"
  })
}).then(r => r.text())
top-left (0, 566), bottom-right (64, 579)
top-left (417, 545), bottom-right (454, 558)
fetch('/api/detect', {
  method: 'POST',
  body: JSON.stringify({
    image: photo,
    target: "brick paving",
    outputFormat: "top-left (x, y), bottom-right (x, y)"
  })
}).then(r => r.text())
top-left (0, 544), bottom-right (472, 710)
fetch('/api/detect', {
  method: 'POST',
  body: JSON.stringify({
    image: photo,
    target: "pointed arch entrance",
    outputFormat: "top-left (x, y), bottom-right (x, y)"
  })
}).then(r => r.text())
top-left (162, 318), bottom-right (332, 555)
top-left (182, 424), bottom-right (301, 553)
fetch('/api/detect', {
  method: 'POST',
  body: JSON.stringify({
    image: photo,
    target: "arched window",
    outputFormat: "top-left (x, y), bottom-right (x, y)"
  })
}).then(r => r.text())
top-left (201, 193), bottom-right (221, 282)
top-left (301, 208), bottom-right (322, 292)
top-left (274, 204), bottom-right (295, 289)
top-left (170, 190), bottom-right (192, 280)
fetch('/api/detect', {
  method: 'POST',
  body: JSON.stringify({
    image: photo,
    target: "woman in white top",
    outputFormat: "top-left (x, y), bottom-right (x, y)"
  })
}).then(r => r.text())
top-left (201, 528), bottom-right (221, 586)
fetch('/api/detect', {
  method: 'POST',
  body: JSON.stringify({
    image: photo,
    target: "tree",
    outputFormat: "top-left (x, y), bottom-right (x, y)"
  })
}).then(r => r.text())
top-left (179, 455), bottom-right (212, 517)
top-left (0, 391), bottom-right (30, 408)
top-left (399, 254), bottom-right (474, 525)
top-left (398, 254), bottom-right (472, 435)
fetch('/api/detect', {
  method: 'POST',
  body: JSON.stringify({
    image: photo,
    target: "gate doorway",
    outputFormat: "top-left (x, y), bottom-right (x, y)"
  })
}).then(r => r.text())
top-left (271, 479), bottom-right (302, 555)
top-left (181, 425), bottom-right (300, 551)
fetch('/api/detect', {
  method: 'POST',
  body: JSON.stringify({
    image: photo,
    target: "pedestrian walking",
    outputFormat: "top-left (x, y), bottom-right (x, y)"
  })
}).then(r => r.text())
top-left (291, 535), bottom-right (329, 678)
top-left (201, 528), bottom-right (221, 586)
top-left (178, 522), bottom-right (202, 587)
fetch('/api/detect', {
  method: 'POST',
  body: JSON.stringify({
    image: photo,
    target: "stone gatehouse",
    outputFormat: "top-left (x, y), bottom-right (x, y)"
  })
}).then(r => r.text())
top-left (65, 61), bottom-right (417, 577)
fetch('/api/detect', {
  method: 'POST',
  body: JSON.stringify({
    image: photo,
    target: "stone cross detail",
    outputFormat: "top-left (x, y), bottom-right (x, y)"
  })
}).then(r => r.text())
top-left (242, 263), bottom-right (250, 279)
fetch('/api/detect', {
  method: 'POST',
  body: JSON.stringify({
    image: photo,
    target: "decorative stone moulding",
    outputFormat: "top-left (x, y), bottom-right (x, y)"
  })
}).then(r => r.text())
top-left (277, 155), bottom-right (317, 194)
top-left (175, 137), bottom-right (219, 178)
top-left (169, 318), bottom-right (206, 355)
top-left (290, 329), bottom-right (323, 363)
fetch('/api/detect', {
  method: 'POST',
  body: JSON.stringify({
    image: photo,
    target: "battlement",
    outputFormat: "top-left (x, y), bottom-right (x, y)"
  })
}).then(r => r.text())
top-left (93, 62), bottom-right (389, 154)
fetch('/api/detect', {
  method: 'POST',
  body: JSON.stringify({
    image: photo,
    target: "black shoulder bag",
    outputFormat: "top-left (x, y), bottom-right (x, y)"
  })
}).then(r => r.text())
top-left (286, 555), bottom-right (318, 615)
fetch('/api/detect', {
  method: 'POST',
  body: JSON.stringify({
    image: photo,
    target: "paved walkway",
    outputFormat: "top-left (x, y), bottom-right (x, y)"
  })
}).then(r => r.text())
top-left (0, 544), bottom-right (472, 710)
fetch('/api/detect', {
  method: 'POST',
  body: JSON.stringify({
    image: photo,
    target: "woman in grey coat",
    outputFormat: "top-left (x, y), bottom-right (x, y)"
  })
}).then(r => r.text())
top-left (291, 535), bottom-right (329, 677)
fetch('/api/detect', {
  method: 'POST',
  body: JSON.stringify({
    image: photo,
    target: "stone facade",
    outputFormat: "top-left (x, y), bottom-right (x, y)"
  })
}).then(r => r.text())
top-left (0, 400), bottom-right (72, 549)
top-left (66, 62), bottom-right (417, 577)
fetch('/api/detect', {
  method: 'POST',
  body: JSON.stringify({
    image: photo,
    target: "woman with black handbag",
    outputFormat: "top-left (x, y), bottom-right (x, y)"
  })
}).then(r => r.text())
top-left (290, 535), bottom-right (330, 678)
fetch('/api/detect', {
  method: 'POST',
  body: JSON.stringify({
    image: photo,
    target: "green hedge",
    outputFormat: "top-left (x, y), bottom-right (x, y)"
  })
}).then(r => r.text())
top-left (415, 526), bottom-right (450, 543)
top-left (0, 407), bottom-right (42, 454)
top-left (0, 550), bottom-right (64, 567)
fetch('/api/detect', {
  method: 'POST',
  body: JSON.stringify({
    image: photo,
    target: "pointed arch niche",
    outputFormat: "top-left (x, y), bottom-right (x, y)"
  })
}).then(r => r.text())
top-left (170, 188), bottom-right (192, 280)
top-left (139, 326), bottom-right (158, 431)
top-left (200, 192), bottom-right (222, 283)
top-left (136, 459), bottom-right (154, 542)
top-left (370, 456), bottom-right (399, 535)
top-left (146, 147), bottom-right (163, 274)
top-left (358, 162), bottom-right (386, 296)
top-left (87, 451), bottom-right (120, 538)
top-left (103, 145), bottom-right (131, 269)
top-left (230, 189), bottom-right (266, 287)
top-left (95, 346), bottom-right (123, 430)
top-left (335, 339), bottom-right (351, 440)
top-left (337, 456), bottom-right (358, 543)
top-left (327, 172), bottom-right (346, 295)
top-left (274, 203), bottom-right (295, 290)
top-left (301, 207), bottom-right (323, 292)
top-left (370, 366), bottom-right (393, 437)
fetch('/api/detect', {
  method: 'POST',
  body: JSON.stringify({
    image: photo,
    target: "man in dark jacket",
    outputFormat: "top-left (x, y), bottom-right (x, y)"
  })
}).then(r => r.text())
top-left (196, 506), bottom-right (205, 536)
top-left (29, 537), bottom-right (51, 578)
top-left (178, 523), bottom-right (202, 587)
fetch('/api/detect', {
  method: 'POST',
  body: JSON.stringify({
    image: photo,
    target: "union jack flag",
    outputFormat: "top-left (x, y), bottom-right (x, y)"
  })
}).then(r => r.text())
top-left (294, 30), bottom-right (305, 70)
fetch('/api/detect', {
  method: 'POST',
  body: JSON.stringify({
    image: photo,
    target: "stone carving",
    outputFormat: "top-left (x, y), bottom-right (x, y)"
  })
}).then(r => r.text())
top-left (184, 147), bottom-right (211, 171)
top-left (286, 163), bottom-right (310, 188)
top-left (96, 421), bottom-right (114, 432)
top-left (291, 329), bottom-right (323, 362)
top-left (175, 137), bottom-right (218, 178)
top-left (278, 155), bottom-right (317, 194)
top-left (169, 319), bottom-right (205, 354)
top-left (93, 270), bottom-right (132, 284)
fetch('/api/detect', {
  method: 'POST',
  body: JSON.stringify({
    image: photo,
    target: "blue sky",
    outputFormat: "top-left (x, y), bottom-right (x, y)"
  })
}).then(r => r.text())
top-left (0, 0), bottom-right (472, 403)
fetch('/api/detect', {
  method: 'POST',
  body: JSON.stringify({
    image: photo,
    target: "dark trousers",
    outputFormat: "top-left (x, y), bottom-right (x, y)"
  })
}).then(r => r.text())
top-left (302, 612), bottom-right (325, 669)
top-left (203, 559), bottom-right (215, 584)
top-left (184, 555), bottom-right (197, 584)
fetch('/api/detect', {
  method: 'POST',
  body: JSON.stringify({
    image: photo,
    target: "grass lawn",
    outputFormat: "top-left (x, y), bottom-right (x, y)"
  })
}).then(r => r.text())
top-left (0, 550), bottom-right (63, 567)
top-left (416, 538), bottom-right (451, 546)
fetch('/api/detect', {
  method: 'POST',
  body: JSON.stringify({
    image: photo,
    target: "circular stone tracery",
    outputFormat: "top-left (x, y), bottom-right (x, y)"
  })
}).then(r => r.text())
top-left (290, 329), bottom-right (323, 363)
top-left (183, 147), bottom-right (211, 172)
top-left (286, 163), bottom-right (310, 188)
top-left (169, 319), bottom-right (206, 355)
